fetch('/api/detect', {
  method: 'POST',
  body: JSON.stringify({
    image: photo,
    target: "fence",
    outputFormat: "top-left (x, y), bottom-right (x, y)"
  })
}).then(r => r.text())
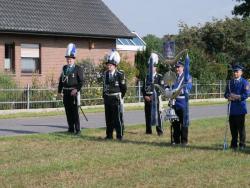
top-left (0, 81), bottom-right (227, 110)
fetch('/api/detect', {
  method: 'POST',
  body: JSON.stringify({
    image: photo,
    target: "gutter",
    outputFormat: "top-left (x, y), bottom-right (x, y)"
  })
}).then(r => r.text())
top-left (0, 30), bottom-right (135, 39)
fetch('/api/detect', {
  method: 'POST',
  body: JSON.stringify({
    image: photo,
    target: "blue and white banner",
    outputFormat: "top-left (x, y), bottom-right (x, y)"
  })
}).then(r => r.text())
top-left (163, 41), bottom-right (175, 59)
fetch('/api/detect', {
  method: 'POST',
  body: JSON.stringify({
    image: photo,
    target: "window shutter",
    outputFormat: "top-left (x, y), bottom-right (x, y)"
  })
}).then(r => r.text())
top-left (21, 44), bottom-right (39, 58)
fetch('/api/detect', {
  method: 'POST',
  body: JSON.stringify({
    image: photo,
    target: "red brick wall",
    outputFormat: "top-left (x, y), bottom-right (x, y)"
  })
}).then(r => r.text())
top-left (119, 51), bottom-right (136, 65)
top-left (0, 34), bottom-right (117, 86)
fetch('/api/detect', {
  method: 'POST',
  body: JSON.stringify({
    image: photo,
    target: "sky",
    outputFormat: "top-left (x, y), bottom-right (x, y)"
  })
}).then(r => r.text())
top-left (102, 0), bottom-right (238, 38)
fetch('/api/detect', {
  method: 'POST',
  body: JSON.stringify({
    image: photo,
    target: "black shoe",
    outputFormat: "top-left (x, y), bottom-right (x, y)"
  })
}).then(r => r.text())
top-left (117, 137), bottom-right (123, 141)
top-left (68, 130), bottom-right (74, 133)
top-left (171, 142), bottom-right (180, 146)
top-left (181, 142), bottom-right (189, 146)
top-left (157, 132), bottom-right (163, 136)
top-left (230, 146), bottom-right (237, 151)
top-left (75, 131), bottom-right (81, 135)
top-left (239, 146), bottom-right (245, 151)
top-left (146, 131), bottom-right (152, 135)
top-left (172, 141), bottom-right (180, 145)
top-left (105, 136), bottom-right (113, 140)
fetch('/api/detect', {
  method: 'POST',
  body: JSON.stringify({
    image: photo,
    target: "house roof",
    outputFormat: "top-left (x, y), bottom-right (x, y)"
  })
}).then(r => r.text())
top-left (0, 0), bottom-right (134, 38)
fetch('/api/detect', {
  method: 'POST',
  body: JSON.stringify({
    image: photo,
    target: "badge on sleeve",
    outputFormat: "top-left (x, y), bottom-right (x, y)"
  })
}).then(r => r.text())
top-left (245, 85), bottom-right (250, 91)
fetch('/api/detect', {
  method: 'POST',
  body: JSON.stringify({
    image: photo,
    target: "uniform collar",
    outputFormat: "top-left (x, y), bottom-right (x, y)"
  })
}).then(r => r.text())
top-left (67, 64), bottom-right (75, 68)
top-left (234, 77), bottom-right (241, 81)
top-left (109, 69), bottom-right (116, 76)
top-left (234, 77), bottom-right (241, 83)
top-left (178, 73), bottom-right (183, 77)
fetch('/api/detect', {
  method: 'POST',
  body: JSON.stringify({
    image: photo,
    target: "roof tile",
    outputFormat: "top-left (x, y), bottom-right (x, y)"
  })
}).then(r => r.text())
top-left (0, 0), bottom-right (133, 38)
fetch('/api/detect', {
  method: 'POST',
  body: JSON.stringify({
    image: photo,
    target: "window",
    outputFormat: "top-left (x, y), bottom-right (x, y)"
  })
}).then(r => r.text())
top-left (132, 37), bottom-right (145, 46)
top-left (5, 43), bottom-right (15, 73)
top-left (21, 44), bottom-right (40, 74)
top-left (119, 38), bottom-right (134, 45)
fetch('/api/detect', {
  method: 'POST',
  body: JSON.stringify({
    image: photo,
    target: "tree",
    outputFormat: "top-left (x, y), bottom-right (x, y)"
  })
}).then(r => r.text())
top-left (143, 34), bottom-right (164, 54)
top-left (232, 0), bottom-right (250, 18)
top-left (175, 18), bottom-right (250, 79)
top-left (77, 59), bottom-right (101, 87)
top-left (134, 48), bottom-right (151, 81)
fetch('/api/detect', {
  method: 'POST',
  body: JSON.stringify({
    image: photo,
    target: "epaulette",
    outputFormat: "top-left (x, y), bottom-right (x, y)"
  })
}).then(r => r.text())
top-left (118, 69), bottom-right (124, 73)
top-left (117, 70), bottom-right (125, 79)
top-left (117, 70), bottom-right (125, 75)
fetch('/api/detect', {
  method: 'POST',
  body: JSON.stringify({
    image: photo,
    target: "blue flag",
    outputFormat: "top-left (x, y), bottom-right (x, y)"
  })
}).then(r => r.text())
top-left (146, 56), bottom-right (158, 126)
top-left (183, 54), bottom-right (190, 127)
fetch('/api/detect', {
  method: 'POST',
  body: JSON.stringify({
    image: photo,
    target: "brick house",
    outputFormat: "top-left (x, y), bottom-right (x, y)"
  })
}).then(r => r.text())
top-left (0, 0), bottom-right (134, 86)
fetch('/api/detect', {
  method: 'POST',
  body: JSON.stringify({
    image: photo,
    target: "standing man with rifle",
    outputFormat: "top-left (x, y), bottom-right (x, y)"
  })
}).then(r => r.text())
top-left (171, 55), bottom-right (192, 145)
top-left (142, 53), bottom-right (164, 136)
top-left (58, 43), bottom-right (84, 135)
top-left (224, 65), bottom-right (249, 150)
top-left (103, 50), bottom-right (127, 140)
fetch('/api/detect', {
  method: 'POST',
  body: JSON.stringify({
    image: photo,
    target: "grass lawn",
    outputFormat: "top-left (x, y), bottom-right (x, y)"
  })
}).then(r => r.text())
top-left (0, 117), bottom-right (250, 188)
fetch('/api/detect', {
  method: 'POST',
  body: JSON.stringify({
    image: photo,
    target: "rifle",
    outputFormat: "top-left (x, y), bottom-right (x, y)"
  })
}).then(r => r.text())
top-left (77, 92), bottom-right (88, 121)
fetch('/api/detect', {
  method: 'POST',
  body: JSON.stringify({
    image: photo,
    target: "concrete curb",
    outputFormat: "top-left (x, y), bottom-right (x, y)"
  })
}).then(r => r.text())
top-left (0, 98), bottom-right (227, 115)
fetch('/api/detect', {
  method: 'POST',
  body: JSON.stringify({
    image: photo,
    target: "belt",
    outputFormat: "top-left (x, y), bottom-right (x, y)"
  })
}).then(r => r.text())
top-left (105, 92), bottom-right (121, 96)
top-left (176, 96), bottom-right (185, 99)
top-left (146, 92), bottom-right (153, 95)
top-left (63, 87), bottom-right (75, 90)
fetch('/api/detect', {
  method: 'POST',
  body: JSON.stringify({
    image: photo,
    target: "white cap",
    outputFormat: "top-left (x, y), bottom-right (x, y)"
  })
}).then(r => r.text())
top-left (107, 50), bottom-right (120, 65)
top-left (148, 52), bottom-right (159, 65)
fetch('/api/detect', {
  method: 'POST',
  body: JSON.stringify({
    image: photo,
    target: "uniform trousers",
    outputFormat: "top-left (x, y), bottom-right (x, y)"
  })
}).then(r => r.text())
top-left (144, 99), bottom-right (163, 135)
top-left (104, 95), bottom-right (123, 139)
top-left (172, 109), bottom-right (188, 144)
top-left (63, 92), bottom-right (80, 133)
top-left (229, 114), bottom-right (246, 148)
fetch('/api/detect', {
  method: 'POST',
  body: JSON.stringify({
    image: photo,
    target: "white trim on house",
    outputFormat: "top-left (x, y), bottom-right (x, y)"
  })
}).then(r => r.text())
top-left (116, 44), bottom-right (146, 51)
top-left (116, 31), bottom-right (146, 52)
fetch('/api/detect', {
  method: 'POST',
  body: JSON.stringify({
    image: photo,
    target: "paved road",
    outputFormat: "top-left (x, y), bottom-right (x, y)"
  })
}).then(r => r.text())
top-left (0, 104), bottom-right (249, 136)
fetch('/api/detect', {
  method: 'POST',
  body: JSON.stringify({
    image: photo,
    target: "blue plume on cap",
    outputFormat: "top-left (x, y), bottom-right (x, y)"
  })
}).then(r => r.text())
top-left (65, 43), bottom-right (76, 58)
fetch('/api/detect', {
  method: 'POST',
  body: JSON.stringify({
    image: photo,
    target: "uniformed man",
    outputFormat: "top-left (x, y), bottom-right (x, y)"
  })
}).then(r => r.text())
top-left (224, 65), bottom-right (249, 150)
top-left (58, 43), bottom-right (84, 135)
top-left (142, 53), bottom-right (164, 136)
top-left (171, 60), bottom-right (192, 145)
top-left (103, 50), bottom-right (127, 140)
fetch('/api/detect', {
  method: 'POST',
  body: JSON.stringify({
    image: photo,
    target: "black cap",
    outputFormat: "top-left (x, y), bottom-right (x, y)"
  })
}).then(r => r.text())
top-left (232, 65), bottom-right (244, 71)
top-left (175, 61), bottom-right (184, 67)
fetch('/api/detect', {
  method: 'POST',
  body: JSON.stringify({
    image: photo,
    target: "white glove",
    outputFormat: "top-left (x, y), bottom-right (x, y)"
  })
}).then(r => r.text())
top-left (229, 93), bottom-right (241, 100)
